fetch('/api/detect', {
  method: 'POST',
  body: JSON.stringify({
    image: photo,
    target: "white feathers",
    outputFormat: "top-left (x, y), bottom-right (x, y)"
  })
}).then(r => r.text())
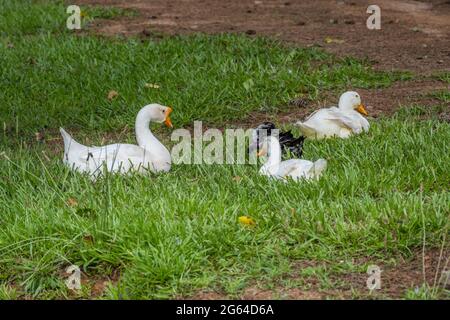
top-left (296, 91), bottom-right (370, 139)
top-left (60, 104), bottom-right (172, 179)
top-left (258, 136), bottom-right (327, 182)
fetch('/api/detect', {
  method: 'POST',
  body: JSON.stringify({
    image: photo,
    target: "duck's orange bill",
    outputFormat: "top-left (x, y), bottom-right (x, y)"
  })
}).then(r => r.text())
top-left (164, 107), bottom-right (173, 128)
top-left (356, 104), bottom-right (368, 116)
top-left (256, 149), bottom-right (266, 157)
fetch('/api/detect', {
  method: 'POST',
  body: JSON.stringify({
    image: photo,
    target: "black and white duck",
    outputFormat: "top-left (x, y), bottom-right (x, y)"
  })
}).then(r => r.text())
top-left (257, 136), bottom-right (327, 182)
top-left (249, 122), bottom-right (305, 158)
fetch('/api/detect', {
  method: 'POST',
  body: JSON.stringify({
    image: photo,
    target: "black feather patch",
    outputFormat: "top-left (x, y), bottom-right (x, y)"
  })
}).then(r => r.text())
top-left (254, 122), bottom-right (306, 158)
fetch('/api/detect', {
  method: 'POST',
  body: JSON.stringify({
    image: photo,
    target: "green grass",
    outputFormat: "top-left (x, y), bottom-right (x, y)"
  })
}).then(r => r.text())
top-left (1, 0), bottom-right (410, 140)
top-left (395, 104), bottom-right (448, 121)
top-left (82, 5), bottom-right (138, 21)
top-left (0, 0), bottom-right (449, 300)
top-left (1, 116), bottom-right (449, 299)
top-left (0, 30), bottom-right (408, 139)
top-left (433, 71), bottom-right (450, 84)
top-left (0, 0), bottom-right (136, 36)
top-left (0, 32), bottom-right (411, 141)
top-left (430, 90), bottom-right (450, 104)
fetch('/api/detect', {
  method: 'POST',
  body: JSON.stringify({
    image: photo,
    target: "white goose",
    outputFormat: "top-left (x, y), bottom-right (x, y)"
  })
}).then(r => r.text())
top-left (257, 136), bottom-right (327, 182)
top-left (60, 103), bottom-right (173, 178)
top-left (296, 91), bottom-right (369, 139)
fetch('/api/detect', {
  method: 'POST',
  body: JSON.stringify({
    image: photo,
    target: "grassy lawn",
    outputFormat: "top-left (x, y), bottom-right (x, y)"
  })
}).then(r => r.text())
top-left (0, 1), bottom-right (449, 299)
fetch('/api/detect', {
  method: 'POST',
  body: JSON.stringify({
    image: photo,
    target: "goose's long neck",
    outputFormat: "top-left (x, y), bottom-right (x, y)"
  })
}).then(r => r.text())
top-left (263, 138), bottom-right (282, 173)
top-left (135, 110), bottom-right (167, 155)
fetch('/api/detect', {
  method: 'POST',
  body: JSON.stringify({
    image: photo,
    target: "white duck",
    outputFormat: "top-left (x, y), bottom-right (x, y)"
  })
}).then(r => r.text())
top-left (296, 91), bottom-right (369, 139)
top-left (257, 136), bottom-right (327, 181)
top-left (60, 103), bottom-right (173, 178)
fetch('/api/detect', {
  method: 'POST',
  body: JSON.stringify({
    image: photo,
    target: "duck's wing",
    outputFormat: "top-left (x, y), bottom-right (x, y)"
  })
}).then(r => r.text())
top-left (277, 159), bottom-right (311, 177)
top-left (75, 143), bottom-right (146, 171)
top-left (324, 108), bottom-right (362, 133)
top-left (303, 107), bottom-right (331, 122)
top-left (360, 116), bottom-right (370, 132)
top-left (280, 163), bottom-right (298, 177)
top-left (295, 108), bottom-right (331, 135)
top-left (296, 122), bottom-right (318, 137)
top-left (87, 144), bottom-right (145, 161)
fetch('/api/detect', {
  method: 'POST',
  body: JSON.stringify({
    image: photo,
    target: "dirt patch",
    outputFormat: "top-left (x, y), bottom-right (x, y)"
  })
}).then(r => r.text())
top-left (63, 267), bottom-right (121, 298)
top-left (329, 248), bottom-right (450, 298)
top-left (356, 78), bottom-right (449, 116)
top-left (86, 271), bottom-right (120, 298)
top-left (184, 248), bottom-right (449, 299)
top-left (73, 0), bottom-right (450, 119)
top-left (77, 0), bottom-right (450, 74)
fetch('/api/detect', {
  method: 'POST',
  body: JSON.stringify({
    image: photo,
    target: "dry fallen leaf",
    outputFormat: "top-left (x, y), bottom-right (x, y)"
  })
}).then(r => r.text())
top-left (145, 83), bottom-right (160, 89)
top-left (233, 176), bottom-right (242, 183)
top-left (238, 216), bottom-right (255, 226)
top-left (83, 234), bottom-right (94, 244)
top-left (41, 150), bottom-right (51, 162)
top-left (0, 152), bottom-right (10, 160)
top-left (317, 221), bottom-right (324, 232)
top-left (27, 57), bottom-right (37, 65)
top-left (107, 90), bottom-right (119, 101)
top-left (324, 37), bottom-right (345, 44)
top-left (67, 198), bottom-right (78, 207)
top-left (35, 132), bottom-right (44, 142)
top-left (243, 79), bottom-right (254, 91)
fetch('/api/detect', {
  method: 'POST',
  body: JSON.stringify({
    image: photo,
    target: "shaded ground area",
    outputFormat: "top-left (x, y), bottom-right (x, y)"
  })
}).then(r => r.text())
top-left (76, 0), bottom-right (449, 119)
top-left (184, 249), bottom-right (449, 299)
top-left (47, 248), bottom-right (446, 299)
top-left (70, 248), bottom-right (448, 299)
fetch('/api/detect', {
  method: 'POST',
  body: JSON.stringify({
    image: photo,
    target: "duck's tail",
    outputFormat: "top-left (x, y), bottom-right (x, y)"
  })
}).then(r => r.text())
top-left (312, 159), bottom-right (327, 178)
top-left (295, 122), bottom-right (316, 138)
top-left (60, 127), bottom-right (83, 156)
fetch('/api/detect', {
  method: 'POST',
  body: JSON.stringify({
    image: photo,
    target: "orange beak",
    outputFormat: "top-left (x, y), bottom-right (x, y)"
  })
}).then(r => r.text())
top-left (256, 149), bottom-right (266, 157)
top-left (164, 107), bottom-right (173, 128)
top-left (356, 104), bottom-right (368, 116)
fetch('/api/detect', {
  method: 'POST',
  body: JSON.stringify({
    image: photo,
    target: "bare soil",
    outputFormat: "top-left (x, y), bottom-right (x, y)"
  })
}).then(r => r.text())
top-left (78, 0), bottom-right (450, 74)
